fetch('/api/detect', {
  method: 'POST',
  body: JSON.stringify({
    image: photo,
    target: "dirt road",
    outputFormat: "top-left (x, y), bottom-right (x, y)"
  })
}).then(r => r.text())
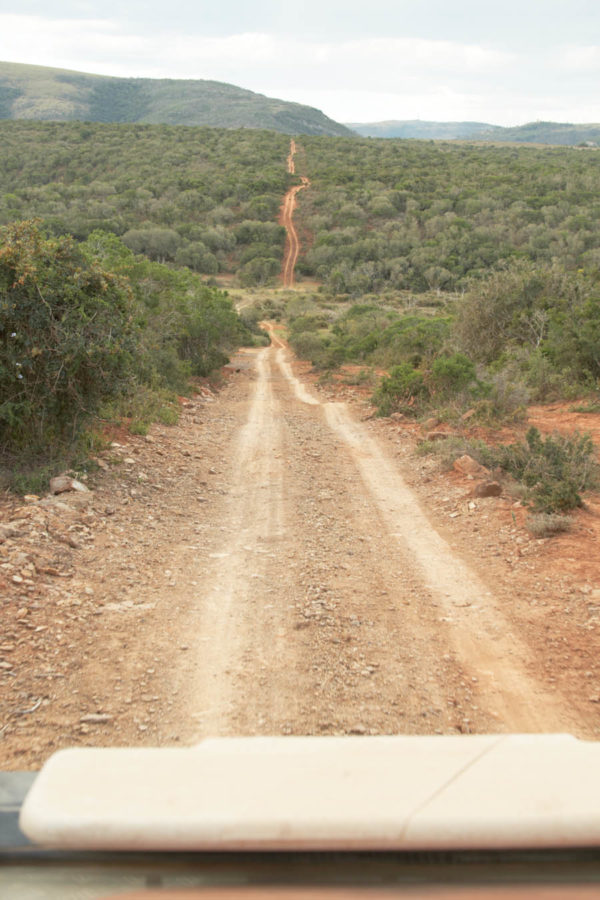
top-left (183, 326), bottom-right (579, 739)
top-left (280, 141), bottom-right (309, 288)
top-left (2, 329), bottom-right (600, 768)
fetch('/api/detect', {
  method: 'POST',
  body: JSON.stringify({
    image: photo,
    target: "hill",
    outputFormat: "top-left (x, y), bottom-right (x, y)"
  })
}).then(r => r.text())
top-left (347, 118), bottom-right (600, 146)
top-left (469, 121), bottom-right (600, 146)
top-left (347, 120), bottom-right (498, 140)
top-left (0, 60), bottom-right (354, 137)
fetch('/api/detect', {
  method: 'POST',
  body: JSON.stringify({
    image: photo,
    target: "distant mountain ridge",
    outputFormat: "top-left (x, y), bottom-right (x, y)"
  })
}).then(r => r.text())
top-left (0, 61), bottom-right (354, 137)
top-left (3, 61), bottom-right (598, 146)
top-left (348, 119), bottom-right (600, 145)
top-left (347, 120), bottom-right (499, 140)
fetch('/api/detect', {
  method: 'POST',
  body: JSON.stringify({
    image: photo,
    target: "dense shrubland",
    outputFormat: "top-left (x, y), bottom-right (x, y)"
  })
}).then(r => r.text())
top-left (285, 263), bottom-right (600, 514)
top-left (0, 122), bottom-right (288, 285)
top-left (3, 122), bottom-right (600, 293)
top-left (287, 260), bottom-right (599, 421)
top-left (295, 136), bottom-right (600, 295)
top-left (388, 263), bottom-right (598, 416)
top-left (0, 221), bottom-right (250, 485)
top-left (1, 122), bottom-right (599, 509)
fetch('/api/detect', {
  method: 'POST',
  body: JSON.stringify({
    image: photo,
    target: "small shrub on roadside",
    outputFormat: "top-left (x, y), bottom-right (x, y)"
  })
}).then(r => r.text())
top-left (99, 385), bottom-right (180, 436)
top-left (341, 368), bottom-right (374, 386)
top-left (129, 421), bottom-right (149, 436)
top-left (526, 512), bottom-right (574, 538)
top-left (430, 353), bottom-right (476, 398)
top-left (373, 363), bottom-right (429, 417)
top-left (7, 465), bottom-right (56, 496)
top-left (525, 350), bottom-right (579, 402)
top-left (571, 399), bottom-right (600, 414)
top-left (480, 427), bottom-right (599, 512)
top-left (473, 369), bottom-right (530, 424)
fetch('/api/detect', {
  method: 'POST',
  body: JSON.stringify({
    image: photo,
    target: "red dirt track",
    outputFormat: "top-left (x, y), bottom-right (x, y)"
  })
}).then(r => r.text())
top-left (280, 140), bottom-right (310, 288)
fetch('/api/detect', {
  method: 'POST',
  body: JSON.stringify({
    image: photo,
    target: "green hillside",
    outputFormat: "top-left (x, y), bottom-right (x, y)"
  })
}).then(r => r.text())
top-left (469, 121), bottom-right (600, 146)
top-left (347, 120), bottom-right (499, 139)
top-left (0, 60), bottom-right (353, 137)
top-left (348, 117), bottom-right (600, 146)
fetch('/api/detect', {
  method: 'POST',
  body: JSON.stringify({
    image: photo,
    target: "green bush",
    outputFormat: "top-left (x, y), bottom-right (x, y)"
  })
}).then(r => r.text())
top-left (0, 221), bottom-right (137, 453)
top-left (83, 230), bottom-right (250, 384)
top-left (177, 284), bottom-right (248, 376)
top-left (481, 427), bottom-right (599, 512)
top-left (101, 384), bottom-right (180, 435)
top-left (473, 368), bottom-right (530, 424)
top-left (8, 464), bottom-right (56, 496)
top-left (238, 256), bottom-right (280, 286)
top-left (373, 363), bottom-right (429, 417)
top-left (288, 314), bottom-right (328, 334)
top-left (524, 349), bottom-right (576, 402)
top-left (289, 331), bottom-right (329, 368)
top-left (430, 352), bottom-right (476, 397)
top-left (375, 315), bottom-right (450, 368)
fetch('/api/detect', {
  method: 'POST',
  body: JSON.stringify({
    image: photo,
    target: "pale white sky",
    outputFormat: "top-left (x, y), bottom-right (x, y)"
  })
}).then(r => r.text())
top-left (0, 1), bottom-right (599, 125)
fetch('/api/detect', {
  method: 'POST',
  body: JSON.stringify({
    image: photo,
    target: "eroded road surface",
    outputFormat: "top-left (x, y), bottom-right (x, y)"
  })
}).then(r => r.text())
top-left (1, 330), bottom-right (596, 769)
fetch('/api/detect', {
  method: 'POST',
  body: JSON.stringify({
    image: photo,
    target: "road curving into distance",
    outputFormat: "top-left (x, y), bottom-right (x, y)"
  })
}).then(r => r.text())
top-left (280, 140), bottom-right (310, 288)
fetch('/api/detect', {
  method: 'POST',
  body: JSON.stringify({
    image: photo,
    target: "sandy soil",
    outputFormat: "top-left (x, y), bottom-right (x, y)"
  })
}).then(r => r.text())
top-left (2, 328), bottom-right (600, 770)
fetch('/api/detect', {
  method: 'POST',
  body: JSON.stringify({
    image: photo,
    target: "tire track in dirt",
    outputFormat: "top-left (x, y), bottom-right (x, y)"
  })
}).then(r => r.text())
top-left (280, 140), bottom-right (310, 288)
top-left (187, 347), bottom-right (293, 734)
top-left (186, 340), bottom-right (462, 738)
top-left (3, 332), bottom-right (597, 771)
top-left (183, 328), bottom-right (584, 741)
top-left (267, 326), bottom-right (580, 734)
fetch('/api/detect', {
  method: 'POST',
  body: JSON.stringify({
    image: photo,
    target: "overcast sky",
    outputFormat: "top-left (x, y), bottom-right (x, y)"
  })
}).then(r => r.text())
top-left (0, 1), bottom-right (598, 125)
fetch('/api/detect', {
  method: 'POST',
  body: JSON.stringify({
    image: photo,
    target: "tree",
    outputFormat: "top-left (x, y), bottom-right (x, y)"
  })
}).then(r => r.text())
top-left (454, 261), bottom-right (553, 363)
top-left (122, 227), bottom-right (181, 262)
top-left (175, 242), bottom-right (219, 274)
top-left (239, 256), bottom-right (280, 286)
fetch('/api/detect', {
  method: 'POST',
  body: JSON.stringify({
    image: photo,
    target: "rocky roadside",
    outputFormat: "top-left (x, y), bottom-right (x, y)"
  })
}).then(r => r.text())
top-left (0, 381), bottom-right (234, 768)
top-left (311, 370), bottom-right (600, 738)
